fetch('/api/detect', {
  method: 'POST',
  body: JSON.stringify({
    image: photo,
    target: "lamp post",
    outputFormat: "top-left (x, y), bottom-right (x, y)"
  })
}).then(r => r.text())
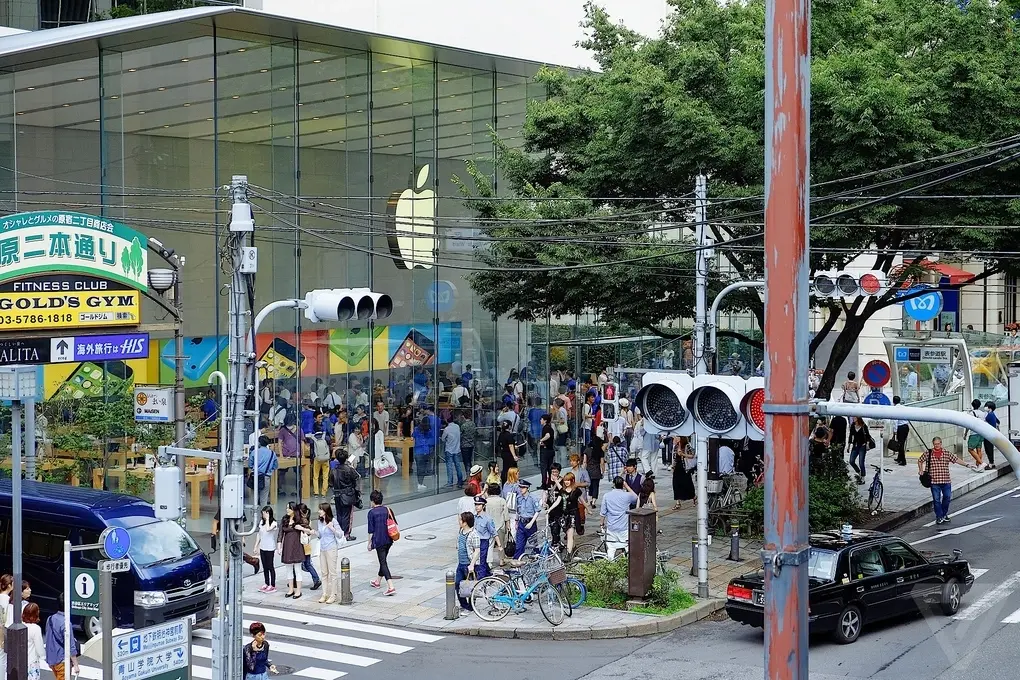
top-left (148, 241), bottom-right (187, 523)
top-left (0, 366), bottom-right (40, 680)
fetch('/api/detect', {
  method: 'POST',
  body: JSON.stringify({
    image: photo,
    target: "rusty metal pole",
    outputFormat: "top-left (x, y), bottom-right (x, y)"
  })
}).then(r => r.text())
top-left (762, 0), bottom-right (811, 674)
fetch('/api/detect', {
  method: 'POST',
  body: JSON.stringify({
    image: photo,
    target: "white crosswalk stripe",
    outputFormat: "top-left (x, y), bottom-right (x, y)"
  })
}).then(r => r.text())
top-left (954, 570), bottom-right (1020, 621)
top-left (50, 602), bottom-right (443, 680)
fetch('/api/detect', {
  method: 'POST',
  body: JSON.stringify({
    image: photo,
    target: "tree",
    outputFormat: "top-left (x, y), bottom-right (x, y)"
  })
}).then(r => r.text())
top-left (465, 0), bottom-right (1020, 396)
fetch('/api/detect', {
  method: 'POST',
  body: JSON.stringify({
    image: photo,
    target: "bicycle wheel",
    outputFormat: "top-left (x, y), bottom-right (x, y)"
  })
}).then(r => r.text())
top-left (470, 576), bottom-right (513, 622)
top-left (537, 582), bottom-right (566, 626)
top-left (561, 577), bottom-right (587, 608)
top-left (868, 480), bottom-right (883, 511)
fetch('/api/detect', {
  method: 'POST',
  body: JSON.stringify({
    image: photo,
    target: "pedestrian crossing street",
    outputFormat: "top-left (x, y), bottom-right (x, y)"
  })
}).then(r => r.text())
top-left (50, 603), bottom-right (444, 680)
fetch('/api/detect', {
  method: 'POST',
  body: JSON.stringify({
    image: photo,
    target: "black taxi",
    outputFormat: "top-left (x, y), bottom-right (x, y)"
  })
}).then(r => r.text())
top-left (725, 528), bottom-right (975, 644)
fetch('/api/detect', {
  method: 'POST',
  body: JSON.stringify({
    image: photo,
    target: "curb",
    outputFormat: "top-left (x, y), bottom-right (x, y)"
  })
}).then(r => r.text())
top-left (867, 464), bottom-right (1013, 533)
top-left (409, 597), bottom-right (726, 640)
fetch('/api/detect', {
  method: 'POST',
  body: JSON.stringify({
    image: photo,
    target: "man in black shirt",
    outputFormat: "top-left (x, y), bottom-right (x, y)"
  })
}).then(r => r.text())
top-left (497, 420), bottom-right (518, 485)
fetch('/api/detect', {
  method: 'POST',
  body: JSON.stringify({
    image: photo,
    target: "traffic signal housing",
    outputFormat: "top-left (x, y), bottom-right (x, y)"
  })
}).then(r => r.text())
top-left (303, 288), bottom-right (393, 323)
top-left (635, 372), bottom-right (764, 440)
top-left (813, 270), bottom-right (886, 299)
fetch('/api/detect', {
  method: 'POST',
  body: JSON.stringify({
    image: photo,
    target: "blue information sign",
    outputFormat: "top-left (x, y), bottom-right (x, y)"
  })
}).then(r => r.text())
top-left (101, 526), bottom-right (131, 560)
top-left (50, 333), bottom-right (148, 364)
top-left (898, 286), bottom-right (943, 322)
top-left (863, 389), bottom-right (891, 406)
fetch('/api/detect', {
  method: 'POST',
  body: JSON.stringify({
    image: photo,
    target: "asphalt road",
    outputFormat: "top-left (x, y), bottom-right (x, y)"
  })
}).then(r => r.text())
top-left (63, 476), bottom-right (1020, 680)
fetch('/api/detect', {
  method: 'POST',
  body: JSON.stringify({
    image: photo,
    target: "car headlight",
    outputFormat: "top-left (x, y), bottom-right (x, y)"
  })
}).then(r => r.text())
top-left (134, 591), bottom-right (167, 607)
top-left (204, 580), bottom-right (215, 592)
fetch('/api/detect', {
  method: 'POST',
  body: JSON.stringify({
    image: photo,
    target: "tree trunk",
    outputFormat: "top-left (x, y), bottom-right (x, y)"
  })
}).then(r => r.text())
top-left (815, 315), bottom-right (868, 400)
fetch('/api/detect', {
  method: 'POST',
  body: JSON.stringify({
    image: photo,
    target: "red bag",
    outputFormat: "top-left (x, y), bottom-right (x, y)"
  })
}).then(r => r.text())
top-left (387, 509), bottom-right (400, 541)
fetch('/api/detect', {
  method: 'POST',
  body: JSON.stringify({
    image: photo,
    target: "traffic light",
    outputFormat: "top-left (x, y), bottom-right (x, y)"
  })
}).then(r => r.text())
top-left (635, 373), bottom-right (764, 440)
top-left (303, 287), bottom-right (393, 323)
top-left (601, 382), bottom-right (619, 421)
top-left (813, 270), bottom-right (886, 299)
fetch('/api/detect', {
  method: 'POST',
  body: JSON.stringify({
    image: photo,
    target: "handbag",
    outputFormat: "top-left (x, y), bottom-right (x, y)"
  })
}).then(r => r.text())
top-left (503, 542), bottom-right (516, 558)
top-left (867, 435), bottom-right (876, 450)
top-left (919, 456), bottom-right (932, 488)
top-left (555, 422), bottom-right (568, 435)
top-left (386, 508), bottom-right (400, 541)
top-left (458, 574), bottom-right (475, 598)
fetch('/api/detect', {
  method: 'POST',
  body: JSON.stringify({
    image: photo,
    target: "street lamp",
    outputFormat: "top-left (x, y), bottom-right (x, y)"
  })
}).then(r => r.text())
top-left (0, 365), bottom-right (40, 679)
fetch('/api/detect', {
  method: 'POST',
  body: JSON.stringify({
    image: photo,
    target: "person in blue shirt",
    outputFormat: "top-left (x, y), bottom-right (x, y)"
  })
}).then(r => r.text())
top-left (983, 401), bottom-right (1000, 471)
top-left (201, 388), bottom-right (219, 422)
top-left (248, 435), bottom-right (278, 506)
top-left (513, 480), bottom-right (541, 559)
top-left (412, 414), bottom-right (436, 490)
top-left (472, 496), bottom-right (501, 578)
top-left (462, 364), bottom-right (474, 386)
top-left (299, 400), bottom-right (316, 436)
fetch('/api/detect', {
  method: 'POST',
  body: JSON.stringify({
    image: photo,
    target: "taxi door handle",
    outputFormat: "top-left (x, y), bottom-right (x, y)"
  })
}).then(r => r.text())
top-left (896, 577), bottom-right (905, 584)
top-left (856, 586), bottom-right (865, 593)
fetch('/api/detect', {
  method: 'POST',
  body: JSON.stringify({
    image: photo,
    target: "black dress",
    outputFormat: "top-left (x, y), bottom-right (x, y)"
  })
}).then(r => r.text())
top-left (673, 448), bottom-right (695, 502)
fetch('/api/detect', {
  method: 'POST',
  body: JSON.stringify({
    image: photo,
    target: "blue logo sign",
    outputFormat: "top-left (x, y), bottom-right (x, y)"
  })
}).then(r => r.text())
top-left (426, 280), bottom-right (457, 314)
top-left (898, 286), bottom-right (943, 322)
top-left (863, 389), bottom-right (891, 406)
top-left (101, 526), bottom-right (131, 560)
top-left (894, 347), bottom-right (910, 362)
top-left (51, 333), bottom-right (149, 364)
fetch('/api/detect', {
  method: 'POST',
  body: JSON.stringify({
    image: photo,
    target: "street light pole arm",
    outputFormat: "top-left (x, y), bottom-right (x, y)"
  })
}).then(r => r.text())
top-left (815, 401), bottom-right (1020, 479)
top-left (708, 280), bottom-right (765, 355)
top-left (236, 298), bottom-right (307, 538)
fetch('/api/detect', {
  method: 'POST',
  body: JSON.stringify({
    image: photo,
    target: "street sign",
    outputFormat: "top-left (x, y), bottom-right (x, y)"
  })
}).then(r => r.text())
top-left (894, 346), bottom-right (951, 364)
top-left (0, 275), bottom-right (141, 332)
top-left (0, 332), bottom-right (148, 366)
top-left (100, 558), bottom-right (131, 573)
top-left (134, 385), bottom-right (174, 423)
top-left (899, 286), bottom-right (943, 322)
top-left (100, 526), bottom-right (131, 560)
top-left (112, 618), bottom-right (190, 680)
top-left (863, 389), bottom-right (891, 406)
top-left (862, 360), bottom-right (891, 388)
top-left (70, 567), bottom-right (99, 617)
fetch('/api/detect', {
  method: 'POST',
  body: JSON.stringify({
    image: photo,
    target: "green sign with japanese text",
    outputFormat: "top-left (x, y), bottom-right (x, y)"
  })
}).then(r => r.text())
top-left (0, 211), bottom-right (148, 292)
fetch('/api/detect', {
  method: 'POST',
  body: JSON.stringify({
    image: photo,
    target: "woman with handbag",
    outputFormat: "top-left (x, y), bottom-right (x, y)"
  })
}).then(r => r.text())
top-left (331, 451), bottom-right (361, 541)
top-left (297, 504), bottom-right (322, 591)
top-left (311, 503), bottom-right (344, 603)
top-left (848, 417), bottom-right (872, 484)
top-left (455, 512), bottom-right (480, 611)
top-left (278, 502), bottom-right (307, 599)
top-left (366, 490), bottom-right (397, 596)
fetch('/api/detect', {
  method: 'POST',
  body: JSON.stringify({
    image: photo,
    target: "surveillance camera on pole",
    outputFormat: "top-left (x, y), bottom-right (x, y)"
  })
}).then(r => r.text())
top-left (303, 287), bottom-right (393, 323)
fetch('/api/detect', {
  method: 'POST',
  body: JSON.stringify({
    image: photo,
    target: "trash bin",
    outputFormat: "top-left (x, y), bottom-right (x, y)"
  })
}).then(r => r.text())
top-left (627, 506), bottom-right (657, 598)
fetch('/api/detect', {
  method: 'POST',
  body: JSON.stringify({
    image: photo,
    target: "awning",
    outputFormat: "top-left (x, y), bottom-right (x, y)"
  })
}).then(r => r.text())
top-left (921, 260), bottom-right (975, 286)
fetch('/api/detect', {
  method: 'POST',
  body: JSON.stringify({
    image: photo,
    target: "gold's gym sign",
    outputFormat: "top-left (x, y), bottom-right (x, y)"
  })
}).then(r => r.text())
top-left (0, 211), bottom-right (148, 332)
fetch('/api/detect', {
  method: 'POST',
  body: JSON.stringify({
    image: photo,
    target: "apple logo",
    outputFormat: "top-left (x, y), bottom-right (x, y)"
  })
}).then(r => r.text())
top-left (387, 165), bottom-right (437, 270)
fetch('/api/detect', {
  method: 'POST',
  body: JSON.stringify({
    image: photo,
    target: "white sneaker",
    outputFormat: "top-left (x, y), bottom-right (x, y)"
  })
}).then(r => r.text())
top-left (417, 484), bottom-right (427, 490)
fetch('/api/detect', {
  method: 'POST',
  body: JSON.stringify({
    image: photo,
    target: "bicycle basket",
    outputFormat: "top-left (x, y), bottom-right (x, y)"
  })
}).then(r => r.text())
top-left (706, 480), bottom-right (724, 494)
top-left (728, 475), bottom-right (748, 493)
top-left (548, 567), bottom-right (567, 586)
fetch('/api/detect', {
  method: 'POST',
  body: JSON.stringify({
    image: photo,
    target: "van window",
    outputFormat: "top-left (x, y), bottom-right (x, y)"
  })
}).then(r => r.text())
top-left (25, 522), bottom-right (70, 561)
top-left (113, 520), bottom-right (200, 568)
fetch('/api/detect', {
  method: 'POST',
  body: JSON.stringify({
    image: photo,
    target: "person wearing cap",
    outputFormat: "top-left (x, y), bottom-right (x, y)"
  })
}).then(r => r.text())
top-left (472, 496), bottom-right (500, 578)
top-left (513, 479), bottom-right (540, 559)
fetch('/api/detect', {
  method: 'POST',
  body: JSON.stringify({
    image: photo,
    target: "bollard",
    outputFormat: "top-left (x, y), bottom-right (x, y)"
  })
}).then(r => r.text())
top-left (727, 523), bottom-right (740, 561)
top-left (340, 557), bottom-right (353, 605)
top-left (445, 570), bottom-right (458, 620)
top-left (690, 536), bottom-right (698, 577)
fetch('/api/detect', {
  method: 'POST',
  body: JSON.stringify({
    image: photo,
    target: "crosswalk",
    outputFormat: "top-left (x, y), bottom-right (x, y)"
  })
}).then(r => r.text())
top-left (50, 603), bottom-right (444, 680)
top-left (952, 568), bottom-right (1020, 625)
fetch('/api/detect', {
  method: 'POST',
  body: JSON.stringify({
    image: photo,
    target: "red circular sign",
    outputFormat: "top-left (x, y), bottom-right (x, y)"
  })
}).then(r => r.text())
top-left (744, 388), bottom-right (766, 434)
top-left (862, 359), bottom-right (891, 388)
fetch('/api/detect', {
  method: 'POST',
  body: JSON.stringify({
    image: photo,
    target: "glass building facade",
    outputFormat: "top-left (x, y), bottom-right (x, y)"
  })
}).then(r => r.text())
top-left (0, 7), bottom-right (546, 508)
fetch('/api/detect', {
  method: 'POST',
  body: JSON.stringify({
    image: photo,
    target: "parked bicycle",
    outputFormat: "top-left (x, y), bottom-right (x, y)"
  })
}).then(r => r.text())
top-left (572, 530), bottom-right (672, 576)
top-left (867, 464), bottom-right (891, 514)
top-left (472, 550), bottom-right (569, 625)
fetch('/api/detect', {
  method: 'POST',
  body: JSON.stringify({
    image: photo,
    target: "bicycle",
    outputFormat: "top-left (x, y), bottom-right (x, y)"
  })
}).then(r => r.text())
top-left (472, 552), bottom-right (568, 625)
top-left (867, 464), bottom-right (891, 514)
top-left (573, 530), bottom-right (672, 576)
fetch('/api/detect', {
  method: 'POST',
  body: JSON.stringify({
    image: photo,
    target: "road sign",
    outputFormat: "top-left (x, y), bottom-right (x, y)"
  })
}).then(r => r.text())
top-left (112, 618), bottom-right (190, 680)
top-left (100, 558), bottom-right (131, 573)
top-left (70, 567), bottom-right (99, 617)
top-left (863, 389), bottom-right (891, 406)
top-left (100, 526), bottom-right (131, 560)
top-left (862, 360), bottom-right (891, 388)
top-left (899, 286), bottom-right (943, 322)
top-left (134, 385), bottom-right (174, 423)
top-left (894, 346), bottom-right (951, 364)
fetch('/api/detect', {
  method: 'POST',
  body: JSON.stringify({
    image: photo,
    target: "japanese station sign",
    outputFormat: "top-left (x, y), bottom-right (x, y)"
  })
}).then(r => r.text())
top-left (0, 211), bottom-right (148, 292)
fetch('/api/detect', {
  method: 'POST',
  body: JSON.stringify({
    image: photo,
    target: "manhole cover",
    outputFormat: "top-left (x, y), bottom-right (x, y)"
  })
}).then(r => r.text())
top-left (403, 534), bottom-right (436, 541)
top-left (270, 664), bottom-right (295, 676)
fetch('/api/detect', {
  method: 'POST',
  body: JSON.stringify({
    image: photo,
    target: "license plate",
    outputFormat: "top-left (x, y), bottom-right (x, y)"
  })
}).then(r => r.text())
top-left (753, 590), bottom-right (765, 606)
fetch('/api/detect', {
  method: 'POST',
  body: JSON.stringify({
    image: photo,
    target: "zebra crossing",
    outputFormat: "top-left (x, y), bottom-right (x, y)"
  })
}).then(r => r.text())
top-left (951, 568), bottom-right (1020, 625)
top-left (49, 603), bottom-right (444, 680)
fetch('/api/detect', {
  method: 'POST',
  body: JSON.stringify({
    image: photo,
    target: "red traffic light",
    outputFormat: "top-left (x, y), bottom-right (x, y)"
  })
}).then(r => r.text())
top-left (859, 272), bottom-right (883, 296)
top-left (741, 387), bottom-right (766, 436)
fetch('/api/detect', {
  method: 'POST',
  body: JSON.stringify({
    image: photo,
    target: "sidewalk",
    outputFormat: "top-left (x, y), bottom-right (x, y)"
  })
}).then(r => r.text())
top-left (240, 478), bottom-right (759, 639)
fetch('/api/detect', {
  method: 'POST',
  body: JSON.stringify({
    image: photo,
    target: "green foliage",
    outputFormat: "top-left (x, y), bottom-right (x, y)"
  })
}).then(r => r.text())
top-left (740, 469), bottom-right (862, 535)
top-left (464, 0), bottom-right (1020, 382)
top-left (123, 471), bottom-right (152, 498)
top-left (573, 556), bottom-right (696, 614)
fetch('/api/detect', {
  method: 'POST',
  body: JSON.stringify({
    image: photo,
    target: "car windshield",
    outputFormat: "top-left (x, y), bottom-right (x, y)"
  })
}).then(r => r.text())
top-left (116, 520), bottom-right (201, 568)
top-left (808, 548), bottom-right (838, 581)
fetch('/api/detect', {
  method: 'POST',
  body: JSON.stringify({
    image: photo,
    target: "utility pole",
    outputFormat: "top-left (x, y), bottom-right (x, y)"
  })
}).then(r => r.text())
top-left (762, 0), bottom-right (811, 675)
top-left (174, 262), bottom-right (187, 521)
top-left (693, 172), bottom-right (710, 599)
top-left (217, 175), bottom-right (254, 680)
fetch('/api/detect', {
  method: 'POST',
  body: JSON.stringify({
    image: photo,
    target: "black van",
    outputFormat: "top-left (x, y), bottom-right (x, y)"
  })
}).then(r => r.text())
top-left (0, 480), bottom-right (214, 637)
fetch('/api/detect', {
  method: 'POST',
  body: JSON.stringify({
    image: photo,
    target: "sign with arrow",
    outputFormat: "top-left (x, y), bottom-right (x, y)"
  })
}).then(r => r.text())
top-left (50, 332), bottom-right (148, 363)
top-left (112, 618), bottom-right (191, 680)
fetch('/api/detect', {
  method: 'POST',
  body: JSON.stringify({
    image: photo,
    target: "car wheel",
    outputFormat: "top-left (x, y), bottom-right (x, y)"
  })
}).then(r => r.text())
top-left (940, 578), bottom-right (962, 616)
top-left (83, 615), bottom-right (102, 640)
top-left (832, 604), bottom-right (863, 644)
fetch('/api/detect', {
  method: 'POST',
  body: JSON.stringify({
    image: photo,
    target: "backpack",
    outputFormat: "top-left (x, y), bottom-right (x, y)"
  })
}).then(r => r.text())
top-left (841, 382), bottom-right (860, 403)
top-left (311, 433), bottom-right (330, 462)
top-left (506, 488), bottom-right (518, 513)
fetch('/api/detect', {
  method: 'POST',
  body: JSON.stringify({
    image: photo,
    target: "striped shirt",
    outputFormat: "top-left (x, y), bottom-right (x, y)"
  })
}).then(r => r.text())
top-left (919, 449), bottom-right (959, 485)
